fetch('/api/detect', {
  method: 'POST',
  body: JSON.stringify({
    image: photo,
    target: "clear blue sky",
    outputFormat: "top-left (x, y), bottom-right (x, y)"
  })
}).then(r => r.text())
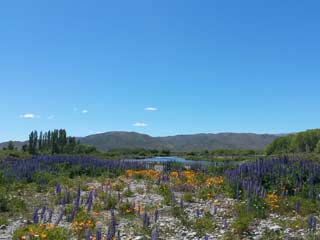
top-left (1, 1), bottom-right (320, 142)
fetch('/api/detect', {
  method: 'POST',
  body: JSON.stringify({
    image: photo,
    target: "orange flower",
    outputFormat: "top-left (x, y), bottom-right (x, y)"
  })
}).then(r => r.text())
top-left (40, 233), bottom-right (47, 238)
top-left (170, 171), bottom-right (179, 178)
top-left (126, 169), bottom-right (160, 179)
top-left (206, 176), bottom-right (224, 187)
top-left (265, 193), bottom-right (279, 210)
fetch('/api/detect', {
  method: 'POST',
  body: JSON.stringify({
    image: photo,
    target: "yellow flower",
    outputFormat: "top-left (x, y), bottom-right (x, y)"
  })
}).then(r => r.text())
top-left (41, 233), bottom-right (47, 238)
top-left (265, 193), bottom-right (279, 210)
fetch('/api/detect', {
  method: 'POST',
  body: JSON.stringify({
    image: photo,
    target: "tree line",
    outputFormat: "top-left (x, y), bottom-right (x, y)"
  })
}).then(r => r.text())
top-left (266, 129), bottom-right (320, 155)
top-left (25, 129), bottom-right (96, 155)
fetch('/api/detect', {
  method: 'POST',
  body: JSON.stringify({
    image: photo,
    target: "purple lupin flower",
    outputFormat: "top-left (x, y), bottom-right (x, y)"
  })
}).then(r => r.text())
top-left (54, 208), bottom-right (64, 226)
top-left (151, 227), bottom-right (159, 240)
top-left (32, 208), bottom-right (39, 224)
top-left (68, 185), bottom-right (81, 222)
top-left (295, 201), bottom-right (300, 213)
top-left (196, 208), bottom-right (200, 218)
top-left (61, 197), bottom-right (66, 205)
top-left (47, 209), bottom-right (53, 223)
top-left (142, 210), bottom-right (150, 228)
top-left (96, 228), bottom-right (102, 240)
top-left (106, 210), bottom-right (116, 240)
top-left (40, 206), bottom-right (46, 220)
top-left (180, 198), bottom-right (184, 209)
top-left (68, 208), bottom-right (76, 222)
top-left (87, 191), bottom-right (94, 212)
top-left (85, 228), bottom-right (91, 240)
top-left (55, 183), bottom-right (62, 195)
top-left (154, 209), bottom-right (159, 223)
top-left (308, 215), bottom-right (317, 231)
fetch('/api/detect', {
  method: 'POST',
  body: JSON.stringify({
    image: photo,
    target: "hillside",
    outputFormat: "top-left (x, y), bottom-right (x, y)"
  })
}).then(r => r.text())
top-left (79, 131), bottom-right (278, 152)
top-left (0, 141), bottom-right (26, 150)
top-left (1, 131), bottom-right (278, 152)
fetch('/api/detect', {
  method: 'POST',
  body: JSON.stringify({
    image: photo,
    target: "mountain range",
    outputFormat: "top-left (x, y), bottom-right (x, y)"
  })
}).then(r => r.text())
top-left (0, 131), bottom-right (278, 152)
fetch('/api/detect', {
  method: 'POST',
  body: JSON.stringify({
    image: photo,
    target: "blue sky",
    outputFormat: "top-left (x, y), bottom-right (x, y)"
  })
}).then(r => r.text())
top-left (1, 1), bottom-right (320, 141)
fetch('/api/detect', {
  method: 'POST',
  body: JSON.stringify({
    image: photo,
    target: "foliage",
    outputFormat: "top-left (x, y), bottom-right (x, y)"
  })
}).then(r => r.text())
top-left (182, 192), bottom-right (194, 202)
top-left (158, 183), bottom-right (175, 206)
top-left (316, 140), bottom-right (320, 154)
top-left (94, 192), bottom-right (117, 211)
top-left (71, 209), bottom-right (95, 238)
top-left (192, 213), bottom-right (216, 237)
top-left (119, 201), bottom-right (134, 216)
top-left (0, 150), bottom-right (30, 160)
top-left (0, 155), bottom-right (152, 183)
top-left (27, 129), bottom-right (95, 155)
top-left (0, 187), bottom-right (26, 214)
top-left (231, 211), bottom-right (253, 234)
top-left (13, 224), bottom-right (72, 240)
top-left (266, 129), bottom-right (320, 154)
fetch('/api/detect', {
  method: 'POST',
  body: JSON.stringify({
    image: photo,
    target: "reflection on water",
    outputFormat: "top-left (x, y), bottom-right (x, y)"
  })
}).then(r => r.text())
top-left (125, 156), bottom-right (234, 166)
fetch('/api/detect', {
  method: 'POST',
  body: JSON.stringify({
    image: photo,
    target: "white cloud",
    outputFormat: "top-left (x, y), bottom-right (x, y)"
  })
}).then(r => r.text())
top-left (145, 107), bottom-right (158, 111)
top-left (133, 122), bottom-right (147, 127)
top-left (47, 115), bottom-right (55, 120)
top-left (81, 110), bottom-right (88, 114)
top-left (19, 113), bottom-right (39, 119)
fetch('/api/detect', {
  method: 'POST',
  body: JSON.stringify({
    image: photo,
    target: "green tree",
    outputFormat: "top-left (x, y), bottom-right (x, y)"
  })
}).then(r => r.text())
top-left (7, 141), bottom-right (15, 150)
top-left (266, 129), bottom-right (320, 155)
top-left (316, 140), bottom-right (320, 154)
top-left (38, 131), bottom-right (43, 151)
top-left (22, 144), bottom-right (28, 152)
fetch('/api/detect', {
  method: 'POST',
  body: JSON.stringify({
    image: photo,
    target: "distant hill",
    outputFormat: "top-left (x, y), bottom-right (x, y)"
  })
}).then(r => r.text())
top-left (0, 141), bottom-right (26, 150)
top-left (1, 131), bottom-right (278, 152)
top-left (79, 131), bottom-right (278, 152)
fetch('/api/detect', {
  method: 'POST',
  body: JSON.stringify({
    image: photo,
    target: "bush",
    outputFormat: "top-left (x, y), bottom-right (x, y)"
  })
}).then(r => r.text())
top-left (231, 213), bottom-right (253, 234)
top-left (119, 201), bottom-right (134, 216)
top-left (123, 187), bottom-right (134, 197)
top-left (72, 209), bottom-right (95, 239)
top-left (192, 213), bottom-right (216, 237)
top-left (13, 224), bottom-right (72, 240)
top-left (94, 193), bottom-right (117, 211)
top-left (0, 187), bottom-right (26, 214)
top-left (183, 192), bottom-right (194, 203)
top-left (158, 184), bottom-right (174, 206)
top-left (0, 194), bottom-right (9, 212)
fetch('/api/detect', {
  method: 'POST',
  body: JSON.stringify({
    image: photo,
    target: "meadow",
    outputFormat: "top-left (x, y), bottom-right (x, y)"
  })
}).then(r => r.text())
top-left (1, 155), bottom-right (320, 240)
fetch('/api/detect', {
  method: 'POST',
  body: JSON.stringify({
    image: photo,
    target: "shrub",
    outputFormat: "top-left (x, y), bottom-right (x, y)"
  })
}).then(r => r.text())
top-left (119, 201), bottom-right (134, 216)
top-left (94, 193), bottom-right (117, 211)
top-left (192, 213), bottom-right (216, 237)
top-left (13, 224), bottom-right (72, 240)
top-left (71, 209), bottom-right (95, 239)
top-left (231, 213), bottom-right (253, 234)
top-left (183, 192), bottom-right (194, 203)
top-left (0, 194), bottom-right (9, 212)
top-left (158, 184), bottom-right (174, 206)
top-left (0, 187), bottom-right (26, 214)
top-left (123, 188), bottom-right (134, 197)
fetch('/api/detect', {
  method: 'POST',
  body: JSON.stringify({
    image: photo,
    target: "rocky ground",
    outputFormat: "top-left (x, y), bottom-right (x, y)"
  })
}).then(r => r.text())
top-left (1, 179), bottom-right (319, 240)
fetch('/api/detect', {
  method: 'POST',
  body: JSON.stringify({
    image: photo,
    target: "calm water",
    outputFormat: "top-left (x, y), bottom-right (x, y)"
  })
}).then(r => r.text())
top-left (125, 156), bottom-right (233, 166)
